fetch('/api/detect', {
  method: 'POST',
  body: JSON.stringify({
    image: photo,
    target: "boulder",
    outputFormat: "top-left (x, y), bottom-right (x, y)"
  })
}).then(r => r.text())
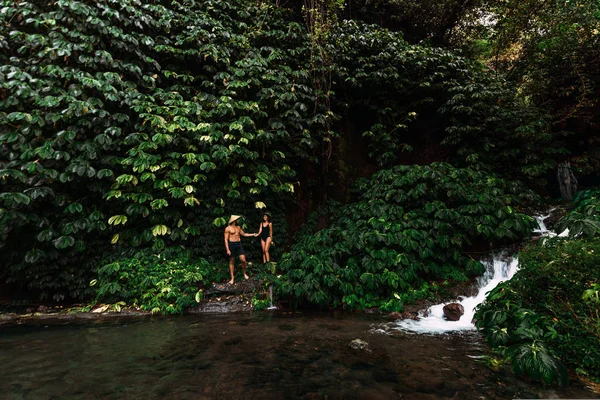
top-left (442, 303), bottom-right (464, 321)
top-left (349, 338), bottom-right (371, 352)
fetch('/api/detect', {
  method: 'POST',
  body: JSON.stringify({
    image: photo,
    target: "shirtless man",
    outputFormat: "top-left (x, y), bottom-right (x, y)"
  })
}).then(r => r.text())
top-left (224, 215), bottom-right (257, 284)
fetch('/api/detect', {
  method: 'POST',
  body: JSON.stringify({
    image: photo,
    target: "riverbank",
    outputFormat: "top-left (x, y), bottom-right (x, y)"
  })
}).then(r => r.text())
top-left (0, 276), bottom-right (265, 326)
top-left (0, 273), bottom-right (469, 327)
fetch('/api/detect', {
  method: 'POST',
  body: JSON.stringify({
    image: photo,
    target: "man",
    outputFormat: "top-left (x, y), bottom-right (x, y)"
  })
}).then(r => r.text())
top-left (224, 215), bottom-right (257, 284)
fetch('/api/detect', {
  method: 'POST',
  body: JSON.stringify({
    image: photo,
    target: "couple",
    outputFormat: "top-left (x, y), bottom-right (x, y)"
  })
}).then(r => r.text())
top-left (224, 213), bottom-right (273, 284)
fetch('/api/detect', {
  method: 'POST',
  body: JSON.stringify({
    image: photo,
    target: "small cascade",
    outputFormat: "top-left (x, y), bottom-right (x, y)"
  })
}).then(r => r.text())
top-left (267, 285), bottom-right (277, 310)
top-left (393, 213), bottom-right (552, 334)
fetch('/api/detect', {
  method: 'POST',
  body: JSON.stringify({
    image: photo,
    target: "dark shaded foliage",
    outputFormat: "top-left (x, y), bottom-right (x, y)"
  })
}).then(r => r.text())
top-left (277, 163), bottom-right (537, 310)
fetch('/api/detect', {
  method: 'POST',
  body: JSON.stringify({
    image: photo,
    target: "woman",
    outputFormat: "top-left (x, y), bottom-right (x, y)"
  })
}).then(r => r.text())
top-left (257, 212), bottom-right (273, 263)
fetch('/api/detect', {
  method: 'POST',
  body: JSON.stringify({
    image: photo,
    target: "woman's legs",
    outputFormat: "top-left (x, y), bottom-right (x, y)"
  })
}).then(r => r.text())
top-left (261, 239), bottom-right (266, 263)
top-left (264, 237), bottom-right (272, 262)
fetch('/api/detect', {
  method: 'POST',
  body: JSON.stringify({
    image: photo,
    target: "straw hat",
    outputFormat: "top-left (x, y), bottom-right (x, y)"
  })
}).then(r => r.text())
top-left (228, 215), bottom-right (241, 224)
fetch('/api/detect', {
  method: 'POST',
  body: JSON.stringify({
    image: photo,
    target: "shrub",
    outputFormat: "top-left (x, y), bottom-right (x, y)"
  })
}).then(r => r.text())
top-left (277, 163), bottom-right (537, 311)
top-left (91, 247), bottom-right (229, 314)
top-left (475, 238), bottom-right (600, 383)
top-left (556, 189), bottom-right (600, 237)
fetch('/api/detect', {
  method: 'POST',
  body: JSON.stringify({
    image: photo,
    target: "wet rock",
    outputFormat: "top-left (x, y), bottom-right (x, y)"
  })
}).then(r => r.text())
top-left (443, 303), bottom-right (464, 321)
top-left (37, 305), bottom-right (50, 313)
top-left (349, 338), bottom-right (371, 352)
top-left (388, 312), bottom-right (403, 321)
top-left (388, 311), bottom-right (419, 321)
top-left (205, 277), bottom-right (262, 296)
top-left (191, 295), bottom-right (252, 313)
top-left (404, 311), bottom-right (419, 320)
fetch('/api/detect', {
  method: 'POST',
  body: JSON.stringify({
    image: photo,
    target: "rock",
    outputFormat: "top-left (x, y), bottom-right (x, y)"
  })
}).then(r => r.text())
top-left (403, 311), bottom-right (419, 320)
top-left (388, 312), bottom-right (403, 321)
top-left (205, 277), bottom-right (262, 296)
top-left (388, 311), bottom-right (419, 321)
top-left (191, 296), bottom-right (252, 313)
top-left (37, 305), bottom-right (50, 313)
top-left (443, 303), bottom-right (464, 321)
top-left (349, 338), bottom-right (371, 352)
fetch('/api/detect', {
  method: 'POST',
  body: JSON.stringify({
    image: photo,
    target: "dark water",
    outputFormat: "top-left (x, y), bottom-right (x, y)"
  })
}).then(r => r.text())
top-left (0, 312), bottom-right (597, 400)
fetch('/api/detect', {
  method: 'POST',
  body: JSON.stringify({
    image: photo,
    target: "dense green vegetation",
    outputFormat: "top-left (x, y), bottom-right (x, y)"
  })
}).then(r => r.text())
top-left (556, 189), bottom-right (600, 238)
top-left (277, 163), bottom-right (536, 310)
top-left (475, 193), bottom-right (600, 384)
top-left (331, 21), bottom-right (563, 180)
top-left (1, 0), bottom-right (599, 387)
top-left (349, 0), bottom-right (600, 173)
top-left (0, 0), bottom-right (307, 299)
top-left (475, 237), bottom-right (600, 384)
top-left (0, 0), bottom-right (556, 300)
top-left (91, 248), bottom-right (215, 314)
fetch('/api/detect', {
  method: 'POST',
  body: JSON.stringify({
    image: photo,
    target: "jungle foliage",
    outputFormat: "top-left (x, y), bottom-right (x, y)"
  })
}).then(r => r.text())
top-left (277, 163), bottom-right (537, 311)
top-left (475, 238), bottom-right (600, 383)
top-left (90, 247), bottom-right (224, 314)
top-left (0, 0), bottom-right (311, 298)
top-left (556, 189), bottom-right (600, 238)
top-left (0, 0), bottom-right (560, 301)
top-left (330, 21), bottom-right (564, 181)
top-left (347, 0), bottom-right (600, 175)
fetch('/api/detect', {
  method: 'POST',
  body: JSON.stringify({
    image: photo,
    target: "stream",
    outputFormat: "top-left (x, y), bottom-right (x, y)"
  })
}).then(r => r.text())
top-left (0, 311), bottom-right (597, 399)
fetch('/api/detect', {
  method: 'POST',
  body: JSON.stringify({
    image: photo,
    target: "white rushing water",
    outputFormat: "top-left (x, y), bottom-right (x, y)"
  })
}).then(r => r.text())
top-left (393, 213), bottom-right (552, 334)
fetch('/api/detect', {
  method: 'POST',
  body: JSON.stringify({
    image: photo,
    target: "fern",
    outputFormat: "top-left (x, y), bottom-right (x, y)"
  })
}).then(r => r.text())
top-left (506, 341), bottom-right (568, 386)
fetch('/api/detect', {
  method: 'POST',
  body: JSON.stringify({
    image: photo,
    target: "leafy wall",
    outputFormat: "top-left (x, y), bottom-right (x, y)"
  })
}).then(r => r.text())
top-left (0, 0), bottom-right (325, 298)
top-left (1, 1), bottom-right (562, 301)
top-left (277, 163), bottom-right (537, 310)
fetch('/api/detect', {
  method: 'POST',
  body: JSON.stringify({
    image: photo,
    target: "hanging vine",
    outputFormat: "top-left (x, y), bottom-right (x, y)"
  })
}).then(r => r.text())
top-left (302, 0), bottom-right (344, 199)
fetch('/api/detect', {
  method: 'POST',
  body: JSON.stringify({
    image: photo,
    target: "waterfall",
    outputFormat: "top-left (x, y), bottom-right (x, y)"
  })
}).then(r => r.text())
top-left (267, 285), bottom-right (277, 310)
top-left (393, 213), bottom-right (552, 334)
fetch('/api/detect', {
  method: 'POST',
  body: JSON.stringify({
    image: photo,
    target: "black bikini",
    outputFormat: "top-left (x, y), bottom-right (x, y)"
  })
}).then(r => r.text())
top-left (260, 223), bottom-right (271, 240)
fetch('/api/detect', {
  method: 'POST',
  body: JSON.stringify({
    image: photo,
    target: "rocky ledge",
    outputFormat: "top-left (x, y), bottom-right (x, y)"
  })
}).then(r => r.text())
top-left (0, 277), bottom-right (271, 326)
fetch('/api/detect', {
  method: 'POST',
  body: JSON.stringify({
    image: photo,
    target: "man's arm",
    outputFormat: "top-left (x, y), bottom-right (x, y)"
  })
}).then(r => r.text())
top-left (239, 228), bottom-right (251, 237)
top-left (224, 229), bottom-right (230, 255)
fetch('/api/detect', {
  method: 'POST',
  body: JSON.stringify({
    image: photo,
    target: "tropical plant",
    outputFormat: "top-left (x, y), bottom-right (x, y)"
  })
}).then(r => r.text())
top-left (475, 238), bottom-right (600, 383)
top-left (277, 162), bottom-right (537, 311)
top-left (556, 189), bottom-right (600, 237)
top-left (91, 247), bottom-right (229, 314)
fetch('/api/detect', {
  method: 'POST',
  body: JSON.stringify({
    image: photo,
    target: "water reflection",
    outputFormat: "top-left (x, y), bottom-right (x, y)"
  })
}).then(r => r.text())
top-left (0, 312), bottom-right (596, 399)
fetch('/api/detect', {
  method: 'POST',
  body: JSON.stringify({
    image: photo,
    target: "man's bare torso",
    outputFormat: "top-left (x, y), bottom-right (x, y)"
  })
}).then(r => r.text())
top-left (225, 225), bottom-right (242, 242)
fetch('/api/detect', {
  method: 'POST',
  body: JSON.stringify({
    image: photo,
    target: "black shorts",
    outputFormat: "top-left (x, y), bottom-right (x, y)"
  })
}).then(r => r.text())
top-left (228, 241), bottom-right (245, 258)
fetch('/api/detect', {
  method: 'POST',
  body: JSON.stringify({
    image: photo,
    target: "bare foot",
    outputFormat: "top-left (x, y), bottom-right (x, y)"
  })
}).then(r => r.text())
top-left (244, 274), bottom-right (249, 280)
top-left (228, 279), bottom-right (234, 285)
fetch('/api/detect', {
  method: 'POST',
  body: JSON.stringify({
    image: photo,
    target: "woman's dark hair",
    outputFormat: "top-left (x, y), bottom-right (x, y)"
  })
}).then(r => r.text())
top-left (262, 213), bottom-right (272, 223)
